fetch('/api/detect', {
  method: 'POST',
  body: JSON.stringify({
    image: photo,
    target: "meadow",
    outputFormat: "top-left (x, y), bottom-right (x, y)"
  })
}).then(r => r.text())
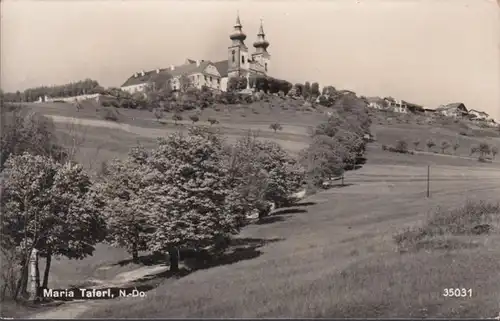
top-left (4, 98), bottom-right (500, 319)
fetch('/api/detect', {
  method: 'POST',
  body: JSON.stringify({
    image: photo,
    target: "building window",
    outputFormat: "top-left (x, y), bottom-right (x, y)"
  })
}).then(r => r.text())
top-left (232, 50), bottom-right (235, 63)
top-left (217, 79), bottom-right (220, 84)
top-left (265, 63), bottom-right (268, 72)
top-left (210, 76), bottom-right (213, 82)
top-left (242, 55), bottom-right (245, 64)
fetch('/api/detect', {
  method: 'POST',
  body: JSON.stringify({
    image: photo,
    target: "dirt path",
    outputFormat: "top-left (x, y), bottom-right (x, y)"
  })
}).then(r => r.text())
top-left (28, 265), bottom-right (168, 319)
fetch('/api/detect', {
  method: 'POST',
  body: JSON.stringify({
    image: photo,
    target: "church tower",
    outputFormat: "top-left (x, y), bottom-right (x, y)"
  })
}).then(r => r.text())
top-left (252, 19), bottom-right (271, 75)
top-left (228, 13), bottom-right (249, 78)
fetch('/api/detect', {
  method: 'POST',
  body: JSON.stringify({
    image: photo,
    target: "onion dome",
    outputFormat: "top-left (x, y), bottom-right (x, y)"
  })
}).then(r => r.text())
top-left (253, 20), bottom-right (269, 51)
top-left (229, 13), bottom-right (247, 42)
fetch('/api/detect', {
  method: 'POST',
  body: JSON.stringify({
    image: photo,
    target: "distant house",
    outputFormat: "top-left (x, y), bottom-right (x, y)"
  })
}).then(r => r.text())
top-left (402, 100), bottom-right (425, 114)
top-left (436, 103), bottom-right (468, 118)
top-left (383, 97), bottom-right (408, 113)
top-left (366, 96), bottom-right (387, 110)
top-left (468, 109), bottom-right (489, 121)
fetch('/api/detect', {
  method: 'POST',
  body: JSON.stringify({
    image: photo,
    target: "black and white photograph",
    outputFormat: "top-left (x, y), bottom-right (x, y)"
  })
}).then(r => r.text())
top-left (1, 0), bottom-right (499, 319)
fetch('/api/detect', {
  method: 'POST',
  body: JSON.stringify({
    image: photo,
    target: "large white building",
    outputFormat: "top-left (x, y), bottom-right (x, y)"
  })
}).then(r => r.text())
top-left (120, 14), bottom-right (271, 94)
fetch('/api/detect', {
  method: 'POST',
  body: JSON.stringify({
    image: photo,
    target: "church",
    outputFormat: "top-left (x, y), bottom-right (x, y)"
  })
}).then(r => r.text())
top-left (120, 14), bottom-right (271, 94)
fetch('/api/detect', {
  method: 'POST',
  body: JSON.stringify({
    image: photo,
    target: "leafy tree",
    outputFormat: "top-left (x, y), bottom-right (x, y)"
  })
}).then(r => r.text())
top-left (1, 109), bottom-right (68, 171)
top-left (492, 146), bottom-right (498, 159)
top-left (478, 142), bottom-right (490, 158)
top-left (226, 133), bottom-right (304, 219)
top-left (453, 142), bottom-right (460, 154)
top-left (426, 139), bottom-right (436, 151)
top-left (140, 129), bottom-right (243, 272)
top-left (303, 82), bottom-right (311, 99)
top-left (1, 153), bottom-right (105, 298)
top-left (413, 140), bottom-right (420, 150)
top-left (189, 114), bottom-right (200, 124)
top-left (153, 108), bottom-right (164, 122)
top-left (172, 113), bottom-right (183, 125)
top-left (395, 140), bottom-right (409, 153)
top-left (440, 140), bottom-right (451, 154)
top-left (300, 135), bottom-right (344, 189)
top-left (269, 122), bottom-right (283, 133)
top-left (97, 147), bottom-right (152, 263)
top-left (311, 82), bottom-right (320, 98)
top-left (470, 144), bottom-right (479, 156)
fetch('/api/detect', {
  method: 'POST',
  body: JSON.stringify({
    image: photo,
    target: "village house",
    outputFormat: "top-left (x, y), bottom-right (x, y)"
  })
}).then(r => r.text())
top-left (120, 14), bottom-right (271, 94)
top-left (468, 109), bottom-right (490, 121)
top-left (436, 103), bottom-right (468, 118)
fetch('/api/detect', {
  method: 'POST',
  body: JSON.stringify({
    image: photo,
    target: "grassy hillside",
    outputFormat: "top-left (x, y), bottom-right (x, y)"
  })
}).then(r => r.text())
top-left (6, 97), bottom-right (500, 319)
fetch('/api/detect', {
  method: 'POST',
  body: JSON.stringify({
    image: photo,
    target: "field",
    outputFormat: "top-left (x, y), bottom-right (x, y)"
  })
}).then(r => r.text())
top-left (5, 100), bottom-right (500, 319)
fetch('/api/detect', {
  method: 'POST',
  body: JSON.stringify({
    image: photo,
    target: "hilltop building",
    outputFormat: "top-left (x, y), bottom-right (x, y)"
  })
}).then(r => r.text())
top-left (120, 14), bottom-right (271, 94)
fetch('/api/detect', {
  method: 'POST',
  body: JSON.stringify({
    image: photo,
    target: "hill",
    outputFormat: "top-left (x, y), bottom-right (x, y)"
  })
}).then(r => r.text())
top-left (3, 94), bottom-right (500, 319)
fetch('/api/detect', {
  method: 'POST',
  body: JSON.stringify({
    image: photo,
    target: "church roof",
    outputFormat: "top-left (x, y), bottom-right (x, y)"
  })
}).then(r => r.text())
top-left (121, 60), bottom-right (226, 87)
top-left (213, 60), bottom-right (229, 77)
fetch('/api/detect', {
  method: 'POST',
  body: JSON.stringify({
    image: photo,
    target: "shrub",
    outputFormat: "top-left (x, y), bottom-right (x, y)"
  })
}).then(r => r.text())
top-left (413, 140), bottom-right (420, 150)
top-left (208, 117), bottom-right (219, 126)
top-left (426, 139), bottom-right (435, 151)
top-left (453, 142), bottom-right (460, 154)
top-left (440, 140), bottom-right (451, 154)
top-left (153, 108), bottom-right (164, 122)
top-left (102, 108), bottom-right (119, 121)
top-left (395, 140), bottom-right (408, 153)
top-left (394, 201), bottom-right (500, 252)
top-left (492, 146), bottom-right (498, 159)
top-left (269, 122), bottom-right (283, 133)
top-left (189, 114), bottom-right (200, 124)
top-left (172, 113), bottom-right (183, 125)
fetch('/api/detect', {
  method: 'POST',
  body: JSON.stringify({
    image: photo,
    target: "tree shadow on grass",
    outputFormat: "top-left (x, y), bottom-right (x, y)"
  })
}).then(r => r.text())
top-left (255, 215), bottom-right (287, 225)
top-left (114, 251), bottom-right (167, 267)
top-left (281, 201), bottom-right (317, 208)
top-left (272, 208), bottom-right (308, 216)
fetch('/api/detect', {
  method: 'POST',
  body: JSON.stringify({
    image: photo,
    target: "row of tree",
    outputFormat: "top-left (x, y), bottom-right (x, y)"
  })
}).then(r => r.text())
top-left (1, 79), bottom-right (104, 103)
top-left (0, 106), bottom-right (306, 300)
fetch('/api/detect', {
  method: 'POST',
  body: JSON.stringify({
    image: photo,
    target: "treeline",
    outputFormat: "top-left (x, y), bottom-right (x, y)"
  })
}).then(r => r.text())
top-left (1, 79), bottom-right (104, 102)
top-left (1, 95), bottom-right (371, 302)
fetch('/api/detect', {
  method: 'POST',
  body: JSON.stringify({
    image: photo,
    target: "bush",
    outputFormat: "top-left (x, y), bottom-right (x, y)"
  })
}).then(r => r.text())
top-left (394, 140), bottom-right (408, 153)
top-left (208, 117), bottom-right (219, 126)
top-left (102, 108), bottom-right (119, 121)
top-left (394, 201), bottom-right (500, 252)
top-left (269, 122), bottom-right (283, 133)
top-left (189, 114), bottom-right (200, 124)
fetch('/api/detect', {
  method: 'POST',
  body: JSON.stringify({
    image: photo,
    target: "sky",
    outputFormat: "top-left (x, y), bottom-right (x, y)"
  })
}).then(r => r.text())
top-left (1, 0), bottom-right (499, 119)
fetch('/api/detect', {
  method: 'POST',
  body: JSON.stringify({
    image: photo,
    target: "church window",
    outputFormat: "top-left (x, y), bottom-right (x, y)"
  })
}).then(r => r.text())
top-left (242, 55), bottom-right (245, 64)
top-left (265, 63), bottom-right (268, 72)
top-left (232, 50), bottom-right (235, 63)
top-left (210, 76), bottom-right (213, 82)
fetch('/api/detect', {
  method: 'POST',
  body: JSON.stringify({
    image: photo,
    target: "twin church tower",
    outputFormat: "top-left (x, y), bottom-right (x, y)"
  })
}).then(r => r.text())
top-left (227, 13), bottom-right (271, 79)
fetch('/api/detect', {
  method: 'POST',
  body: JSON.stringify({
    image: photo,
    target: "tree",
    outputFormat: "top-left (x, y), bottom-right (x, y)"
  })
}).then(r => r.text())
top-left (208, 117), bottom-right (219, 126)
top-left (172, 113), bottom-right (183, 125)
top-left (440, 140), bottom-right (451, 154)
top-left (395, 140), bottom-right (409, 153)
top-left (470, 144), bottom-right (479, 156)
top-left (226, 132), bottom-right (304, 219)
top-left (189, 114), bottom-right (200, 124)
top-left (311, 82), bottom-right (320, 98)
top-left (269, 122), bottom-right (283, 133)
top-left (97, 147), bottom-right (152, 263)
top-left (303, 82), bottom-right (311, 99)
top-left (492, 146), bottom-right (498, 159)
top-left (153, 108), bottom-right (164, 122)
top-left (478, 142), bottom-right (490, 158)
top-left (453, 142), bottom-right (460, 154)
top-left (1, 109), bottom-right (69, 171)
top-left (413, 140), bottom-right (420, 150)
top-left (1, 153), bottom-right (106, 299)
top-left (426, 139), bottom-right (435, 151)
top-left (300, 135), bottom-right (344, 189)
top-left (140, 129), bottom-right (243, 272)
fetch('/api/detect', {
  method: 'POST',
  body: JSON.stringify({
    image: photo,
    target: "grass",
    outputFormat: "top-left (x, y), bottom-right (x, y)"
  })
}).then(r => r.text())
top-left (8, 100), bottom-right (500, 318)
top-left (79, 160), bottom-right (500, 318)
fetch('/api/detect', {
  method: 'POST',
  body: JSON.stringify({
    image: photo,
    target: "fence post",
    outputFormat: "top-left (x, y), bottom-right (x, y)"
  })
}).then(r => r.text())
top-left (426, 165), bottom-right (430, 198)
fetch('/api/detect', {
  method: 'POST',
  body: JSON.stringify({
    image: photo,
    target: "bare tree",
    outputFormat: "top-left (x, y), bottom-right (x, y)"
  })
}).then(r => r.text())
top-left (269, 122), bottom-right (283, 133)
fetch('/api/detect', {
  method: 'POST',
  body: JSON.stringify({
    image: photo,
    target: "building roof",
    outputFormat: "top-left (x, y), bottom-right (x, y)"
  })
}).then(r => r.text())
top-left (437, 102), bottom-right (466, 110)
top-left (469, 109), bottom-right (489, 116)
top-left (365, 96), bottom-right (385, 104)
top-left (213, 60), bottom-right (229, 77)
top-left (121, 60), bottom-right (226, 88)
